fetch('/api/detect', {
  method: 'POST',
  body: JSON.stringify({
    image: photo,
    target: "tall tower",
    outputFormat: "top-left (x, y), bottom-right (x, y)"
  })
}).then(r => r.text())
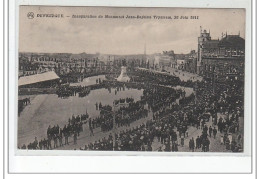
top-left (144, 41), bottom-right (146, 57)
top-left (143, 41), bottom-right (147, 67)
top-left (197, 27), bottom-right (211, 74)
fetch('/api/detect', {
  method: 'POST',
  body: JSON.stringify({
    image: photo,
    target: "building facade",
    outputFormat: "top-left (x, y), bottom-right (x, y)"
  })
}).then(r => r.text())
top-left (198, 27), bottom-right (245, 83)
top-left (19, 53), bottom-right (107, 77)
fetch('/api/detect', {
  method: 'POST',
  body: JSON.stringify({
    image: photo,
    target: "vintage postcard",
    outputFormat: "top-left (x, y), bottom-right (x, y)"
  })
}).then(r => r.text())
top-left (18, 6), bottom-right (246, 153)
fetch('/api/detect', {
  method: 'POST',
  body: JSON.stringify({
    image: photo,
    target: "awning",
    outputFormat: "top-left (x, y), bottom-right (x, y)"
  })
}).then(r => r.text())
top-left (19, 71), bottom-right (60, 86)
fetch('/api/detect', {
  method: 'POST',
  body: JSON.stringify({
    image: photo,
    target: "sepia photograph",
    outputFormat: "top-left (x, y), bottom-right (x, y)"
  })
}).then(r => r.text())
top-left (17, 6), bottom-right (245, 153)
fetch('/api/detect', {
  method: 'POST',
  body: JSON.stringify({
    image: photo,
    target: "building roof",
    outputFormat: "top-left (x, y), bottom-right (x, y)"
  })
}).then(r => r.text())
top-left (175, 54), bottom-right (186, 60)
top-left (70, 53), bottom-right (98, 60)
top-left (203, 40), bottom-right (219, 49)
top-left (18, 71), bottom-right (60, 86)
top-left (218, 35), bottom-right (245, 50)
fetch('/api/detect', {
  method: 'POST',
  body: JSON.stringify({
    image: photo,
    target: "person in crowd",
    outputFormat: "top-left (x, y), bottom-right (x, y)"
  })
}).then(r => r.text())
top-left (209, 126), bottom-right (212, 137)
top-left (74, 132), bottom-right (77, 145)
top-left (189, 137), bottom-right (195, 152)
top-left (33, 137), bottom-right (38, 149)
top-left (181, 136), bottom-right (184, 147)
top-left (172, 141), bottom-right (178, 152)
top-left (58, 132), bottom-right (63, 147)
top-left (53, 134), bottom-right (58, 148)
top-left (196, 136), bottom-right (201, 149)
top-left (213, 127), bottom-right (217, 139)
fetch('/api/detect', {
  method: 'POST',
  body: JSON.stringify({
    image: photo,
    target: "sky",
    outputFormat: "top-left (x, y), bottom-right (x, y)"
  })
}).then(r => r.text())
top-left (19, 6), bottom-right (245, 55)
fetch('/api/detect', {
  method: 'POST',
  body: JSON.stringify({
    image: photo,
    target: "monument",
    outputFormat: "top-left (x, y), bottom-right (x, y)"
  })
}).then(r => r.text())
top-left (116, 66), bottom-right (130, 82)
top-left (116, 60), bottom-right (130, 82)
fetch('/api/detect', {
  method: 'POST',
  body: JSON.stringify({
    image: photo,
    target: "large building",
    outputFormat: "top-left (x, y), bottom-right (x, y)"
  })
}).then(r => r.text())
top-left (183, 50), bottom-right (197, 73)
top-left (197, 27), bottom-right (245, 83)
top-left (19, 53), bottom-right (107, 76)
top-left (170, 50), bottom-right (197, 73)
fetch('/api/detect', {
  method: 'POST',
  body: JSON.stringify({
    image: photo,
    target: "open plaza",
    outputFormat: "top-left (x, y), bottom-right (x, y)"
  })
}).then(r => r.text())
top-left (18, 66), bottom-right (244, 152)
top-left (18, 27), bottom-right (245, 153)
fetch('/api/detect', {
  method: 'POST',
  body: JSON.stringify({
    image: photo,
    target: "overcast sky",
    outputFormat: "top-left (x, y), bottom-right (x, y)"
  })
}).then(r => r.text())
top-left (19, 6), bottom-right (245, 55)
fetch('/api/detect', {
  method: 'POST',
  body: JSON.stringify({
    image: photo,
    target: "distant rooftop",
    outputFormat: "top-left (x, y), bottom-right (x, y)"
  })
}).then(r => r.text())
top-left (219, 35), bottom-right (245, 49)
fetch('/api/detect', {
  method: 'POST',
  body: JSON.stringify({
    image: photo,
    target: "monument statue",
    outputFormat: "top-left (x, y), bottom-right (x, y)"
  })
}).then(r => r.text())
top-left (117, 60), bottom-right (130, 82)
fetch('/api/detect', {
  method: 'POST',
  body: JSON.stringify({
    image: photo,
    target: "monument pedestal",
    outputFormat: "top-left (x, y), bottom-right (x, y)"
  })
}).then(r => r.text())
top-left (116, 66), bottom-right (130, 82)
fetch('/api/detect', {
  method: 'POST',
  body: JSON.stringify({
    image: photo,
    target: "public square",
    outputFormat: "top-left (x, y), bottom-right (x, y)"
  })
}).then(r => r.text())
top-left (18, 67), bottom-right (244, 152)
top-left (17, 7), bottom-right (245, 152)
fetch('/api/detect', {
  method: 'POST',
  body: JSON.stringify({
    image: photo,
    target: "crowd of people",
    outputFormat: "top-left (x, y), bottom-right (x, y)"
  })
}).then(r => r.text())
top-left (19, 113), bottom-right (89, 150)
top-left (89, 100), bottom-right (149, 133)
top-left (114, 97), bottom-right (134, 106)
top-left (142, 84), bottom-right (184, 113)
top-left (79, 83), bottom-right (201, 151)
top-left (56, 80), bottom-right (106, 98)
top-left (130, 69), bottom-right (181, 87)
top-left (193, 77), bottom-right (244, 152)
top-left (56, 84), bottom-right (78, 98)
top-left (18, 97), bottom-right (31, 116)
top-left (19, 66), bottom-right (244, 153)
top-left (77, 74), bottom-right (244, 152)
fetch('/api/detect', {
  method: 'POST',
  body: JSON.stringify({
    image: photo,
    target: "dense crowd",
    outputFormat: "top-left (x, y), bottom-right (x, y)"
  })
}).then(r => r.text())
top-left (130, 70), bottom-right (181, 86)
top-left (56, 78), bottom-right (105, 98)
top-left (194, 78), bottom-right (244, 152)
top-left (20, 67), bottom-right (244, 152)
top-left (56, 85), bottom-right (82, 98)
top-left (114, 97), bottom-right (134, 105)
top-left (142, 85), bottom-right (184, 113)
top-left (80, 84), bottom-right (199, 151)
top-left (89, 100), bottom-right (149, 133)
top-left (78, 76), bottom-right (243, 152)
